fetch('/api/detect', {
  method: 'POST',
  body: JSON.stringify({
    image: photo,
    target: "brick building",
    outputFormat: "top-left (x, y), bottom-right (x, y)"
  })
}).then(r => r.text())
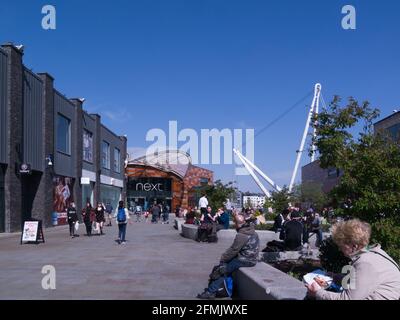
top-left (126, 150), bottom-right (213, 211)
top-left (0, 43), bottom-right (127, 232)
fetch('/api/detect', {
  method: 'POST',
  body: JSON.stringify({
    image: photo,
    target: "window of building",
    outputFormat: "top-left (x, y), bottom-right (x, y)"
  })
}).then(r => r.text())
top-left (57, 113), bottom-right (71, 154)
top-left (83, 130), bottom-right (93, 163)
top-left (101, 141), bottom-right (110, 169)
top-left (388, 123), bottom-right (400, 141)
top-left (114, 148), bottom-right (121, 173)
top-left (200, 178), bottom-right (209, 185)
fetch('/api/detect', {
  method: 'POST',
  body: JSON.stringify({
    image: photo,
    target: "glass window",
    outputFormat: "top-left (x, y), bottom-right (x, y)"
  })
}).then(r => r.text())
top-left (83, 130), bottom-right (93, 163)
top-left (57, 113), bottom-right (71, 154)
top-left (102, 141), bottom-right (110, 169)
top-left (114, 148), bottom-right (121, 173)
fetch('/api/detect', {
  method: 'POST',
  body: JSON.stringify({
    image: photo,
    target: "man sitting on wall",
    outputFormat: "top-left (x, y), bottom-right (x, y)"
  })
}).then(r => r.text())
top-left (216, 208), bottom-right (230, 231)
top-left (197, 213), bottom-right (260, 299)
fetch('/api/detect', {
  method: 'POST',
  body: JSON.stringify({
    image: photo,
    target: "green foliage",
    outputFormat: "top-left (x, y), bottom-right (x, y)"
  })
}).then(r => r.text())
top-left (264, 186), bottom-right (295, 214)
top-left (319, 237), bottom-right (351, 273)
top-left (311, 96), bottom-right (400, 222)
top-left (195, 180), bottom-right (235, 210)
top-left (371, 218), bottom-right (400, 264)
top-left (292, 181), bottom-right (328, 212)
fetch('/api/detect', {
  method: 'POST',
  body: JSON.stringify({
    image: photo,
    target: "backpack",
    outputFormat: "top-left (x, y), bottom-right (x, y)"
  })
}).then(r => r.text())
top-left (216, 276), bottom-right (233, 298)
top-left (117, 208), bottom-right (126, 223)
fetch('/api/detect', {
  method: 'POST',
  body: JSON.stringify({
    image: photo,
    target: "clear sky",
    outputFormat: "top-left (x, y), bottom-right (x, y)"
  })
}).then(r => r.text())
top-left (1, 0), bottom-right (399, 193)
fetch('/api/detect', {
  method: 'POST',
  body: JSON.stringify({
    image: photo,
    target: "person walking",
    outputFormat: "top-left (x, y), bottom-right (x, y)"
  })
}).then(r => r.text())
top-left (105, 202), bottom-right (113, 226)
top-left (82, 201), bottom-right (94, 236)
top-left (151, 202), bottom-right (161, 224)
top-left (114, 200), bottom-right (130, 244)
top-left (95, 202), bottom-right (106, 235)
top-left (67, 202), bottom-right (78, 238)
top-left (199, 194), bottom-right (208, 216)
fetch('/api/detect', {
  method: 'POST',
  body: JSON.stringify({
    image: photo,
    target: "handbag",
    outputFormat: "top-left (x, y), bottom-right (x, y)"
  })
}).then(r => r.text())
top-left (74, 222), bottom-right (79, 232)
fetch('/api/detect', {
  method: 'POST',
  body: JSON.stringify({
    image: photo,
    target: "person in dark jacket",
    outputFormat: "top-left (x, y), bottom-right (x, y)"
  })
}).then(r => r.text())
top-left (67, 202), bottom-right (78, 238)
top-left (216, 208), bottom-right (230, 231)
top-left (95, 202), bottom-right (106, 235)
top-left (197, 213), bottom-right (260, 299)
top-left (273, 208), bottom-right (288, 233)
top-left (151, 203), bottom-right (161, 224)
top-left (82, 202), bottom-right (94, 236)
top-left (283, 211), bottom-right (308, 250)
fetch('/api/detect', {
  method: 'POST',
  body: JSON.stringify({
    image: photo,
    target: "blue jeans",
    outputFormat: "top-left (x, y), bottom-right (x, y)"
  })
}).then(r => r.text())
top-left (118, 223), bottom-right (127, 242)
top-left (208, 258), bottom-right (255, 294)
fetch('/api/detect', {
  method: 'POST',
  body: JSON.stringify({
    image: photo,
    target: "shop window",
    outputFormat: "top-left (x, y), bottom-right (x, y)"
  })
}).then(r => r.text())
top-left (83, 130), bottom-right (93, 163)
top-left (114, 148), bottom-right (121, 173)
top-left (102, 140), bottom-right (110, 169)
top-left (57, 113), bottom-right (71, 154)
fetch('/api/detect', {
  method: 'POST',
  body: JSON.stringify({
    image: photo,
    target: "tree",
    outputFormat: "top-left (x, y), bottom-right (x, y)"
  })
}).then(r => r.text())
top-left (310, 96), bottom-right (400, 222)
top-left (264, 186), bottom-right (296, 214)
top-left (292, 181), bottom-right (328, 212)
top-left (195, 180), bottom-right (235, 210)
top-left (245, 198), bottom-right (252, 209)
top-left (311, 96), bottom-right (400, 262)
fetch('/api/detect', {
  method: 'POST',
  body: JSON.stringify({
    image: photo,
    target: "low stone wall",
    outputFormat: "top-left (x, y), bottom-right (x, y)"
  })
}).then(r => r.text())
top-left (174, 218), bottom-right (185, 232)
top-left (181, 224), bottom-right (198, 241)
top-left (234, 262), bottom-right (307, 300)
top-left (218, 229), bottom-right (280, 244)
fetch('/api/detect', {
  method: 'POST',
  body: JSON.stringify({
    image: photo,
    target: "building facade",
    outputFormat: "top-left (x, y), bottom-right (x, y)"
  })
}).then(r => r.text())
top-left (374, 110), bottom-right (400, 140)
top-left (126, 150), bottom-right (213, 211)
top-left (242, 194), bottom-right (266, 208)
top-left (0, 43), bottom-right (127, 232)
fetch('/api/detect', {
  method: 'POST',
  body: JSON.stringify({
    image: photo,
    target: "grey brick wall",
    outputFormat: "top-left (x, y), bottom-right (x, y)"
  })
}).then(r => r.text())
top-left (2, 44), bottom-right (23, 232)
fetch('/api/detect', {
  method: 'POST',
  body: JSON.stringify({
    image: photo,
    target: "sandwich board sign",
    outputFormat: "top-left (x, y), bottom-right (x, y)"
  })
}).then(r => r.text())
top-left (21, 220), bottom-right (45, 244)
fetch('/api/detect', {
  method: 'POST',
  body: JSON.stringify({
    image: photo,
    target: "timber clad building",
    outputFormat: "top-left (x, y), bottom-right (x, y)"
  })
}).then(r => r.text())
top-left (0, 43), bottom-right (127, 233)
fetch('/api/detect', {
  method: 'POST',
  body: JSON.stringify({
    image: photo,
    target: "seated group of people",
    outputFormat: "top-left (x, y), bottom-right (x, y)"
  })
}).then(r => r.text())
top-left (198, 208), bottom-right (400, 300)
top-left (268, 207), bottom-right (323, 251)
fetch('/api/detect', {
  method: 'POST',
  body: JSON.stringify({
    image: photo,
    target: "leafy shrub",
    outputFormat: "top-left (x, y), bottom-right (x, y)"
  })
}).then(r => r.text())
top-left (319, 236), bottom-right (351, 273)
top-left (371, 218), bottom-right (400, 264)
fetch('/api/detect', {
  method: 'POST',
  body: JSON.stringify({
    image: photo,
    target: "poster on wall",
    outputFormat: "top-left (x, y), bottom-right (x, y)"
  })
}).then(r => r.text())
top-left (53, 176), bottom-right (74, 225)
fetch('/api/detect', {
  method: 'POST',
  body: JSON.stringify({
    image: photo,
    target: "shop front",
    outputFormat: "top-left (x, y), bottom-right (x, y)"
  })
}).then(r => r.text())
top-left (127, 177), bottom-right (173, 211)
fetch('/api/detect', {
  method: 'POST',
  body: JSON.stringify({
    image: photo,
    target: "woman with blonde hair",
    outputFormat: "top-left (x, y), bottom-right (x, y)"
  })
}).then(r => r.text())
top-left (307, 218), bottom-right (400, 300)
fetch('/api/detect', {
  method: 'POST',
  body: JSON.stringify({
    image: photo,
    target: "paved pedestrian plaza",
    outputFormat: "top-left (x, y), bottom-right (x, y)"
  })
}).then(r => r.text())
top-left (0, 221), bottom-right (232, 299)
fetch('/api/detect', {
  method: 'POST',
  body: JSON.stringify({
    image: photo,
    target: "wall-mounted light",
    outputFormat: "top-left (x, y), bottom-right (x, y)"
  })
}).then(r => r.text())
top-left (45, 154), bottom-right (53, 167)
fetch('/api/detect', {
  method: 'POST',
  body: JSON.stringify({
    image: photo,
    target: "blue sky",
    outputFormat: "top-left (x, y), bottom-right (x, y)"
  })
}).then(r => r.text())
top-left (1, 0), bottom-right (400, 192)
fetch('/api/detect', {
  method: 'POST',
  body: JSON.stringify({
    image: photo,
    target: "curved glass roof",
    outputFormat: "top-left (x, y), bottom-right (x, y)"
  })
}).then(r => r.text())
top-left (128, 149), bottom-right (192, 178)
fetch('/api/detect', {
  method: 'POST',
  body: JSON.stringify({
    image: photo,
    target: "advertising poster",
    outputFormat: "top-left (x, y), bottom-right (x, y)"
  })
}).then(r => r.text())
top-left (53, 176), bottom-right (74, 225)
top-left (21, 221), bottom-right (38, 242)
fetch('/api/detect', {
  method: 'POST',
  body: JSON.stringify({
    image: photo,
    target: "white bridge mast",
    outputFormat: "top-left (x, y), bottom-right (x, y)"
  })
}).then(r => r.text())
top-left (234, 83), bottom-right (321, 197)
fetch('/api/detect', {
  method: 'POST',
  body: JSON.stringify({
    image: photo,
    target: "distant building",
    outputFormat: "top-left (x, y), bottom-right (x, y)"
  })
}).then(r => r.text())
top-left (242, 194), bottom-right (266, 208)
top-left (374, 110), bottom-right (400, 140)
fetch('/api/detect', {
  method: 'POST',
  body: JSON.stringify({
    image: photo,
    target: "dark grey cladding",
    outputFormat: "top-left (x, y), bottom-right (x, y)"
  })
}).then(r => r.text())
top-left (0, 48), bottom-right (7, 164)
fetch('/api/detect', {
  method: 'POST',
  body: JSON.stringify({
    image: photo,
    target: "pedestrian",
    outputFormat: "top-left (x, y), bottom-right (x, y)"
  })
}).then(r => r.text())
top-left (67, 201), bottom-right (78, 238)
top-left (82, 201), bottom-right (93, 236)
top-left (151, 202), bottom-right (161, 223)
top-left (95, 202), bottom-right (106, 235)
top-left (114, 200), bottom-right (130, 244)
top-left (199, 193), bottom-right (208, 216)
top-left (105, 202), bottom-right (113, 226)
